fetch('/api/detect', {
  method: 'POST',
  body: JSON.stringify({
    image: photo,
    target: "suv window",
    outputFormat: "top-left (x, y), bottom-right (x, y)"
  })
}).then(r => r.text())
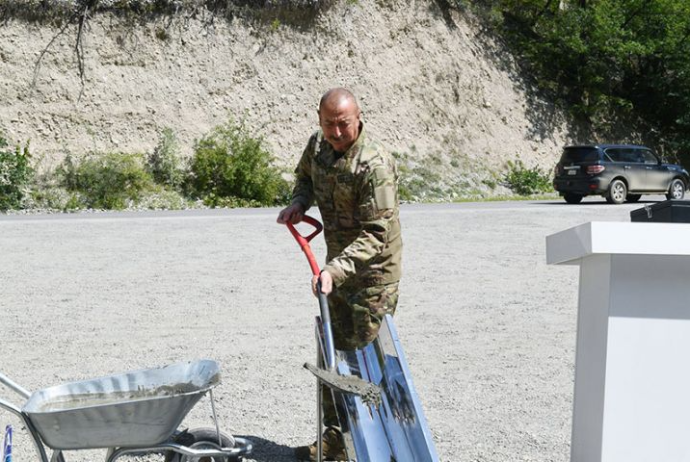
top-left (607, 148), bottom-right (643, 163)
top-left (642, 150), bottom-right (658, 164)
top-left (605, 148), bottom-right (624, 162)
top-left (625, 149), bottom-right (643, 163)
top-left (561, 147), bottom-right (600, 163)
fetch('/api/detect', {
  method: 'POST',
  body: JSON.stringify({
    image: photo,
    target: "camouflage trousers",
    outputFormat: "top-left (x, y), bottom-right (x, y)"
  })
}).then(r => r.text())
top-left (322, 281), bottom-right (399, 427)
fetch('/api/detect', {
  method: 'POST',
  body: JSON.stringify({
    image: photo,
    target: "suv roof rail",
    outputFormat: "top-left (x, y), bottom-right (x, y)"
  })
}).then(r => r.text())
top-left (565, 144), bottom-right (649, 150)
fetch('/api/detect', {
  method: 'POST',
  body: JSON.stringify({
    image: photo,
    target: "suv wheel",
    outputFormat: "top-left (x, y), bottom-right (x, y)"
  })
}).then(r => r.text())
top-left (606, 179), bottom-right (627, 204)
top-left (666, 178), bottom-right (686, 200)
top-left (626, 194), bottom-right (642, 203)
top-left (563, 193), bottom-right (583, 204)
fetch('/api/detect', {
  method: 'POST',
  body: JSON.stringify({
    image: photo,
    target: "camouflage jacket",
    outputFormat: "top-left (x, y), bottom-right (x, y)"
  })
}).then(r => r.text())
top-left (291, 125), bottom-right (402, 288)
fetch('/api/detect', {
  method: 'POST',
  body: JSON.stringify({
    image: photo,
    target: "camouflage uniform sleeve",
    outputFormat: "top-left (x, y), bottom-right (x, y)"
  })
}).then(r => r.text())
top-left (323, 153), bottom-right (398, 287)
top-left (291, 134), bottom-right (317, 211)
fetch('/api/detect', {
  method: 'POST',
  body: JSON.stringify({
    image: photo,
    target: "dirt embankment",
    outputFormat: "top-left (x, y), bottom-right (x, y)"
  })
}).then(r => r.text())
top-left (0, 0), bottom-right (574, 193)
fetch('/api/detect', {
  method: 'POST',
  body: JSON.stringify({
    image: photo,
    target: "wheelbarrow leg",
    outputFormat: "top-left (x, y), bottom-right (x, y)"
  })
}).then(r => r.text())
top-left (0, 398), bottom-right (51, 462)
top-left (49, 450), bottom-right (66, 462)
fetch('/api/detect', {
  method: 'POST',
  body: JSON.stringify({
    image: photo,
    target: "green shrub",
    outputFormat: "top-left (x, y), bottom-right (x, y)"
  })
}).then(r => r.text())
top-left (503, 159), bottom-right (552, 195)
top-left (0, 135), bottom-right (33, 211)
top-left (189, 120), bottom-right (290, 207)
top-left (30, 186), bottom-right (82, 212)
top-left (58, 152), bottom-right (155, 210)
top-left (148, 128), bottom-right (185, 190)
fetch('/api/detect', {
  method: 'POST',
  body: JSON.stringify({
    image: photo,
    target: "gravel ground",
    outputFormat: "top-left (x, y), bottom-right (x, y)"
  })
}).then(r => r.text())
top-left (0, 199), bottom-right (654, 461)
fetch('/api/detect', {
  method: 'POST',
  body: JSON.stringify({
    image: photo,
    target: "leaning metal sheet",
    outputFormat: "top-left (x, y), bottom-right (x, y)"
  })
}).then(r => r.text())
top-left (317, 314), bottom-right (439, 462)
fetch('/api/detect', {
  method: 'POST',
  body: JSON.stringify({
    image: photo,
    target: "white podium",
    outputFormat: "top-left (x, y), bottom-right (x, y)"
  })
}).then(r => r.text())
top-left (547, 222), bottom-right (690, 462)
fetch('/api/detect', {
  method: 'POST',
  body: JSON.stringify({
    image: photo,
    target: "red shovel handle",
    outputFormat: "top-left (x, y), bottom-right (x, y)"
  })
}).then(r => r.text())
top-left (286, 215), bottom-right (323, 276)
top-left (285, 215), bottom-right (337, 371)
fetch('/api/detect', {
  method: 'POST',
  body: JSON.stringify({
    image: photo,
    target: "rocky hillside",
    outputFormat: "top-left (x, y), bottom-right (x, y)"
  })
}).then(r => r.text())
top-left (0, 0), bottom-right (575, 197)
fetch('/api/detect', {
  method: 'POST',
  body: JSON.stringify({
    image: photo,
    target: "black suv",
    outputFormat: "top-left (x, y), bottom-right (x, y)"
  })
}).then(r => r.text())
top-left (553, 144), bottom-right (689, 204)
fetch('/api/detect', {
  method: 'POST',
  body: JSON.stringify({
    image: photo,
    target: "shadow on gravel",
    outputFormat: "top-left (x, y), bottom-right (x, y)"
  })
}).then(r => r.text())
top-left (239, 435), bottom-right (298, 461)
top-left (541, 201), bottom-right (609, 206)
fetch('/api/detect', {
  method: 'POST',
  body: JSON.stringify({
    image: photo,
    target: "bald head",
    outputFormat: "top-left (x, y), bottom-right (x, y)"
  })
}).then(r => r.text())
top-left (318, 88), bottom-right (362, 153)
top-left (319, 88), bottom-right (360, 113)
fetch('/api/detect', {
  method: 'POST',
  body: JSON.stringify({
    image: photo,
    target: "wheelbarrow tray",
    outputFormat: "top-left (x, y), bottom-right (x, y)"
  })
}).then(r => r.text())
top-left (22, 360), bottom-right (220, 450)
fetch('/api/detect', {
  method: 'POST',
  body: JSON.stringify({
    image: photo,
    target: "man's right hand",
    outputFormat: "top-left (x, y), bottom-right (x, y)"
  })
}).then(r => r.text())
top-left (276, 203), bottom-right (305, 224)
top-left (311, 270), bottom-right (333, 296)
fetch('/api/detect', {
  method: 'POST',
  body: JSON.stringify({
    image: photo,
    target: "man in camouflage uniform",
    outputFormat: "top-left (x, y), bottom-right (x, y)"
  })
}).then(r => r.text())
top-left (277, 88), bottom-right (402, 461)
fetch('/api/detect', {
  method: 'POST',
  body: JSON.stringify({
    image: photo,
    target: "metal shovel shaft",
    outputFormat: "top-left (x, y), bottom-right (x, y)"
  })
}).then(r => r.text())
top-left (316, 284), bottom-right (336, 371)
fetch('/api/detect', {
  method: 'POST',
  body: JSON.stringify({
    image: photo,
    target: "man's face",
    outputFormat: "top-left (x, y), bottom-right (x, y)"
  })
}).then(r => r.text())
top-left (318, 100), bottom-right (361, 153)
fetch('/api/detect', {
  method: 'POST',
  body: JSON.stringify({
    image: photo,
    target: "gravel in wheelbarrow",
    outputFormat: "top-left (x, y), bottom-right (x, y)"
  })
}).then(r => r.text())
top-left (22, 360), bottom-right (220, 450)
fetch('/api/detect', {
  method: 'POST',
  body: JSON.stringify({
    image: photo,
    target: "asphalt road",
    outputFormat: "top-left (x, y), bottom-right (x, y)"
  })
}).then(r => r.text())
top-left (0, 197), bottom-right (671, 461)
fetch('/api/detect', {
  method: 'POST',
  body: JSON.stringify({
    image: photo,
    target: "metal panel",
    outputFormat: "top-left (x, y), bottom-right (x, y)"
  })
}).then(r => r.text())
top-left (320, 315), bottom-right (439, 461)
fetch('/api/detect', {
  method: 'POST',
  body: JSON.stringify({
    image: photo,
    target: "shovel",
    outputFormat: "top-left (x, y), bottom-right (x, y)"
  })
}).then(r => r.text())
top-left (285, 216), bottom-right (381, 461)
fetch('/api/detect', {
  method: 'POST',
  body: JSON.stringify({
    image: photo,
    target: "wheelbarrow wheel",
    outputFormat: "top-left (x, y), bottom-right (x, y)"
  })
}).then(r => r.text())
top-left (164, 427), bottom-right (239, 462)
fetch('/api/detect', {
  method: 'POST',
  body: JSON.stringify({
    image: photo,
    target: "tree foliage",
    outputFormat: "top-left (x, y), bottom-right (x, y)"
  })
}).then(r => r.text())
top-left (469, 0), bottom-right (690, 165)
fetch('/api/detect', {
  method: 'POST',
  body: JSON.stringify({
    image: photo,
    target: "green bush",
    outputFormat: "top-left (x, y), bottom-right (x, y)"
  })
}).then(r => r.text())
top-left (189, 120), bottom-right (290, 207)
top-left (503, 159), bottom-right (552, 196)
top-left (58, 152), bottom-right (155, 210)
top-left (0, 135), bottom-right (33, 211)
top-left (30, 186), bottom-right (82, 212)
top-left (148, 128), bottom-right (185, 190)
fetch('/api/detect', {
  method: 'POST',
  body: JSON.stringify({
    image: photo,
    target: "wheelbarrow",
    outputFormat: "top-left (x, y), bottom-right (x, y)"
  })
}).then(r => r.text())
top-left (286, 216), bottom-right (439, 462)
top-left (0, 359), bottom-right (252, 462)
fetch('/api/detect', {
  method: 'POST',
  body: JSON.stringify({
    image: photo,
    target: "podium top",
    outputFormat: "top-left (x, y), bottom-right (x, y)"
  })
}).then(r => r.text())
top-left (546, 221), bottom-right (690, 265)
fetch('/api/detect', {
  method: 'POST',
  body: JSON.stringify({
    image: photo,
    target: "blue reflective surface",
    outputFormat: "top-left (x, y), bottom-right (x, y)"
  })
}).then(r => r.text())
top-left (318, 315), bottom-right (439, 462)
